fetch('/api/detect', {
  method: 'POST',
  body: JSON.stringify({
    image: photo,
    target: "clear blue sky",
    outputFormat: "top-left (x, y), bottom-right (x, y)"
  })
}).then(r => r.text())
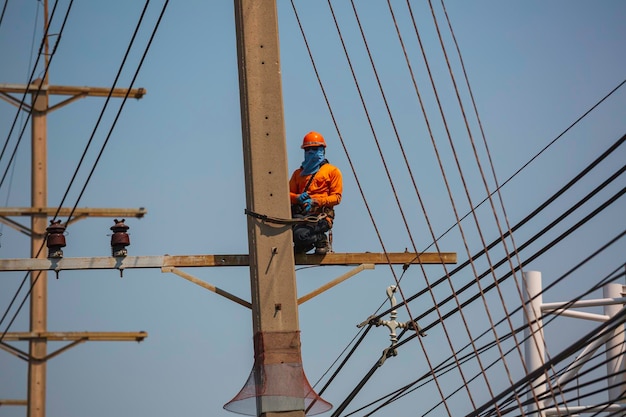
top-left (1, 1), bottom-right (625, 416)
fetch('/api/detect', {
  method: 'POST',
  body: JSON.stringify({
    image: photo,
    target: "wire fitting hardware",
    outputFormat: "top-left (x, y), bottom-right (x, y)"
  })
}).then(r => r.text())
top-left (359, 286), bottom-right (426, 351)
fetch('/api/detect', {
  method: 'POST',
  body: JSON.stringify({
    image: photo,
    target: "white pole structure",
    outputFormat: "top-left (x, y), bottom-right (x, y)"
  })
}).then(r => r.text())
top-left (524, 270), bottom-right (546, 417)
top-left (603, 283), bottom-right (625, 403)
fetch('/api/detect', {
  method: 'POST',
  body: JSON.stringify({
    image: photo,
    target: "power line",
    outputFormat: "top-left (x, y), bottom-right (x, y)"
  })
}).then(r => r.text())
top-left (0, 0), bottom-right (43, 247)
top-left (0, 0), bottom-right (169, 343)
top-left (0, 0), bottom-right (62, 186)
top-left (0, 0), bottom-right (74, 340)
top-left (327, 170), bottom-right (625, 414)
top-left (289, 2), bottom-right (626, 415)
top-left (380, 133), bottom-right (625, 325)
top-left (0, 0), bottom-right (9, 30)
top-left (54, 0), bottom-right (154, 224)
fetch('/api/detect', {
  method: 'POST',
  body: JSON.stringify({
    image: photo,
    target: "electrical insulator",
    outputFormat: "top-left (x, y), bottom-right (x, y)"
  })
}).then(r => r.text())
top-left (46, 219), bottom-right (66, 258)
top-left (110, 219), bottom-right (130, 257)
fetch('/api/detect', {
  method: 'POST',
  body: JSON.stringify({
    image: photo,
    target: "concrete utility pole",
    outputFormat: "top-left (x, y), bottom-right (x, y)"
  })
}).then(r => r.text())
top-left (0, 3), bottom-right (147, 415)
top-left (234, 1), bottom-right (306, 416)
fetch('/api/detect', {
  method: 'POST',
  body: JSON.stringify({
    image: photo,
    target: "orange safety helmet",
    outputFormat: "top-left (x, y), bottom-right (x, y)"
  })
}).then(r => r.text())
top-left (301, 131), bottom-right (326, 149)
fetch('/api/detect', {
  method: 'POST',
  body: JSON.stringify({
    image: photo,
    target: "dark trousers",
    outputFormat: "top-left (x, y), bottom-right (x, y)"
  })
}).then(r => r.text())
top-left (292, 217), bottom-right (331, 253)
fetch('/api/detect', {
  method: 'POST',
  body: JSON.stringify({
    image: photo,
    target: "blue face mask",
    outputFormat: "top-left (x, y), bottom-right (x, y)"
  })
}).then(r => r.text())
top-left (300, 147), bottom-right (325, 176)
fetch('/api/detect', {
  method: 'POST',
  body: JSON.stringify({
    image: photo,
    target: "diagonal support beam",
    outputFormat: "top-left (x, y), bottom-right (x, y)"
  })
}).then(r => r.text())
top-left (298, 264), bottom-right (375, 305)
top-left (162, 267), bottom-right (251, 309)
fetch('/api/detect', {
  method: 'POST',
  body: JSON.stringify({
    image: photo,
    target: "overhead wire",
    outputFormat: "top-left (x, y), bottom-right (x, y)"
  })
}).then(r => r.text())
top-left (365, 134), bottom-right (626, 411)
top-left (287, 2), bottom-right (453, 413)
top-left (0, 0), bottom-right (170, 342)
top-left (338, 4), bottom-right (488, 412)
top-left (341, 177), bottom-right (626, 415)
top-left (0, 0), bottom-right (8, 29)
top-left (362, 298), bottom-right (625, 417)
top-left (428, 0), bottom-right (549, 407)
top-left (448, 264), bottom-right (626, 416)
top-left (346, 328), bottom-right (518, 416)
top-left (0, 0), bottom-right (59, 187)
top-left (369, 246), bottom-right (626, 416)
top-left (328, 0), bottom-right (468, 412)
top-left (496, 371), bottom-right (624, 417)
top-left (389, 0), bottom-right (521, 410)
top-left (346, 249), bottom-right (616, 416)
top-left (303, 0), bottom-right (516, 411)
top-left (403, 139), bottom-right (626, 412)
top-left (422, 77), bottom-right (626, 255)
top-left (418, 178), bottom-right (626, 330)
top-left (0, 0), bottom-right (73, 339)
top-left (406, 133), bottom-right (625, 319)
top-left (414, 234), bottom-right (626, 417)
top-left (54, 0), bottom-right (166, 225)
top-left (472, 315), bottom-right (626, 417)
top-left (289, 1), bottom-right (625, 415)
top-left (0, 0), bottom-right (42, 248)
top-left (398, 183), bottom-right (626, 343)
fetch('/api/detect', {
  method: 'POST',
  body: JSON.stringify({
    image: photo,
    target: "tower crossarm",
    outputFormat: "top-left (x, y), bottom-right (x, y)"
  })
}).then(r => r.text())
top-left (0, 252), bottom-right (456, 272)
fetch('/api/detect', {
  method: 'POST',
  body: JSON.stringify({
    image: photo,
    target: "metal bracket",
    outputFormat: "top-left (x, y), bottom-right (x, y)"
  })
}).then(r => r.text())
top-left (357, 285), bottom-right (426, 342)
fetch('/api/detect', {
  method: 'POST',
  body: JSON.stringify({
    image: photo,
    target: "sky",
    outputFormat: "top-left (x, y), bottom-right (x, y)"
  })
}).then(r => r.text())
top-left (1, 1), bottom-right (625, 416)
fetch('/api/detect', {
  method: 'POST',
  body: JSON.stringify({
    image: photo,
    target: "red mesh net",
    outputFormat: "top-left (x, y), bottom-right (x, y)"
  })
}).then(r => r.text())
top-left (223, 331), bottom-right (332, 415)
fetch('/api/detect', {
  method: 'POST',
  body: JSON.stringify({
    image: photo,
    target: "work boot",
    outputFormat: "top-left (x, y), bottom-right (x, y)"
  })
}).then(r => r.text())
top-left (314, 234), bottom-right (330, 255)
top-left (294, 243), bottom-right (313, 254)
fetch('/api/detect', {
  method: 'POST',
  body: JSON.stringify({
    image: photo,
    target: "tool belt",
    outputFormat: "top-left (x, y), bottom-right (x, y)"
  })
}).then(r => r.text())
top-left (291, 204), bottom-right (335, 222)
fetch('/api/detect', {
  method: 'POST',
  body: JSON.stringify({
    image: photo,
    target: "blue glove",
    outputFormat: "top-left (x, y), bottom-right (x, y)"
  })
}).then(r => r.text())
top-left (297, 192), bottom-right (310, 204)
top-left (301, 198), bottom-right (313, 213)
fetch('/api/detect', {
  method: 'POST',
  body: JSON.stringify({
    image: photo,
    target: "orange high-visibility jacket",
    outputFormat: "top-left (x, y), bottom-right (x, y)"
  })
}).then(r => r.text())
top-left (289, 162), bottom-right (343, 220)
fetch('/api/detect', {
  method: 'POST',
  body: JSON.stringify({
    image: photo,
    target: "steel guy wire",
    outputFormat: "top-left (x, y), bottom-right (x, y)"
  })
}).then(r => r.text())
top-left (288, 2), bottom-right (451, 413)
top-left (409, 190), bottom-right (626, 339)
top-left (502, 348), bottom-right (626, 415)
top-left (482, 343), bottom-right (626, 416)
top-left (469, 274), bottom-right (626, 416)
top-left (428, 0), bottom-right (539, 402)
top-left (290, 3), bottom-right (625, 414)
top-left (420, 78), bottom-right (626, 256)
top-left (381, 154), bottom-right (626, 325)
top-left (389, 0), bottom-right (509, 406)
top-left (340, 0), bottom-right (482, 410)
top-left (354, 167), bottom-right (622, 412)
top-left (467, 298), bottom-right (626, 417)
top-left (414, 0), bottom-right (538, 408)
top-left (364, 227), bottom-right (626, 416)
top-left (341, 1), bottom-right (495, 407)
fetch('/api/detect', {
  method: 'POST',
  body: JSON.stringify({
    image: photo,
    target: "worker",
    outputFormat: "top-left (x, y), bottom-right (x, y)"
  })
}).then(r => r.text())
top-left (289, 131), bottom-right (343, 255)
